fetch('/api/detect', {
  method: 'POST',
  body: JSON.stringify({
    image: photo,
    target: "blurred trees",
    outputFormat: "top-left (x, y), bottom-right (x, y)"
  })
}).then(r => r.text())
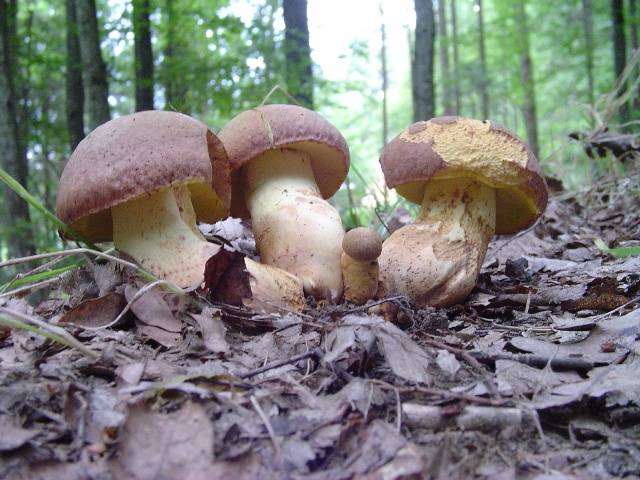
top-left (0, 0), bottom-right (639, 262)
top-left (283, 0), bottom-right (313, 107)
top-left (1, 0), bottom-right (34, 258)
top-left (133, 0), bottom-right (154, 111)
top-left (413, 0), bottom-right (436, 121)
top-left (75, 0), bottom-right (110, 129)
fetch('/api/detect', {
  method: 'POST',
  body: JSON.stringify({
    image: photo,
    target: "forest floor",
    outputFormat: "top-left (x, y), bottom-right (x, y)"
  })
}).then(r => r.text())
top-left (1, 169), bottom-right (640, 480)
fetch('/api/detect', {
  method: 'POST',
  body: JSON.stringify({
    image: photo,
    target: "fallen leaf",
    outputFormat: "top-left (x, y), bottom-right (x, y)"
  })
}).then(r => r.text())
top-left (191, 307), bottom-right (229, 354)
top-left (124, 284), bottom-right (181, 347)
top-left (0, 415), bottom-right (38, 451)
top-left (59, 292), bottom-right (127, 328)
top-left (110, 402), bottom-right (214, 480)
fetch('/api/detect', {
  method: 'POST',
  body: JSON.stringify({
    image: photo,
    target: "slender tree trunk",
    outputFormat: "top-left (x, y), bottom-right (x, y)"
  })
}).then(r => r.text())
top-left (515, 1), bottom-right (539, 156)
top-left (0, 0), bottom-right (34, 258)
top-left (476, 0), bottom-right (489, 119)
top-left (283, 0), bottom-right (313, 108)
top-left (66, 0), bottom-right (84, 150)
top-left (437, 0), bottom-right (453, 115)
top-left (450, 0), bottom-right (460, 114)
top-left (629, 0), bottom-right (638, 110)
top-left (75, 0), bottom-right (110, 129)
top-left (133, 0), bottom-right (154, 111)
top-left (380, 2), bottom-right (388, 146)
top-left (612, 0), bottom-right (629, 123)
top-left (162, 0), bottom-right (187, 112)
top-left (581, 0), bottom-right (595, 108)
top-left (413, 0), bottom-right (436, 121)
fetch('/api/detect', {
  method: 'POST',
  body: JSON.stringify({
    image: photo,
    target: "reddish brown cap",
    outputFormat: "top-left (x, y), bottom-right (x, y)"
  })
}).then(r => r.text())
top-left (56, 111), bottom-right (231, 241)
top-left (343, 227), bottom-right (382, 261)
top-left (218, 104), bottom-right (350, 217)
top-left (380, 116), bottom-right (548, 234)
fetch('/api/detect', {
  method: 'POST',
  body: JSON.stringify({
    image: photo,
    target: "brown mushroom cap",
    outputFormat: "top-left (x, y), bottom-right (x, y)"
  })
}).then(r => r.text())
top-left (218, 104), bottom-right (350, 217)
top-left (342, 227), bottom-right (382, 262)
top-left (56, 111), bottom-right (231, 241)
top-left (379, 116), bottom-right (548, 234)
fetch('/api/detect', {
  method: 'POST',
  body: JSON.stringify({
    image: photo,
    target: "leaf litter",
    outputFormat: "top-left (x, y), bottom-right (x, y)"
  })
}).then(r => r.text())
top-left (2, 174), bottom-right (640, 479)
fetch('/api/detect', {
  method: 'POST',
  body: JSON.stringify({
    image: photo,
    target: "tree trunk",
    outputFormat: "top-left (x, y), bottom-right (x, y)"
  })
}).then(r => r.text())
top-left (515, 1), bottom-right (539, 157)
top-left (581, 0), bottom-right (595, 108)
top-left (413, 0), bottom-right (436, 121)
top-left (476, 0), bottom-right (489, 119)
top-left (66, 0), bottom-right (84, 151)
top-left (133, 0), bottom-right (154, 111)
top-left (450, 0), bottom-right (460, 114)
top-left (0, 0), bottom-right (34, 258)
top-left (283, 0), bottom-right (313, 108)
top-left (162, 0), bottom-right (187, 112)
top-left (75, 0), bottom-right (110, 129)
top-left (612, 0), bottom-right (629, 123)
top-left (630, 0), bottom-right (639, 110)
top-left (380, 2), bottom-right (388, 146)
top-left (437, 0), bottom-right (453, 115)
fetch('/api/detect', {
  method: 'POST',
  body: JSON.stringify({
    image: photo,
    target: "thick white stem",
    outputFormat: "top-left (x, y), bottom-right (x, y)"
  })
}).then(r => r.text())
top-left (244, 148), bottom-right (344, 300)
top-left (112, 185), bottom-right (220, 288)
top-left (379, 177), bottom-right (496, 306)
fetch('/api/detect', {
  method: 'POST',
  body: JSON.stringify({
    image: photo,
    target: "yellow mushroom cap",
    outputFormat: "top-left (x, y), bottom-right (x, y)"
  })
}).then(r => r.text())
top-left (379, 116), bottom-right (548, 234)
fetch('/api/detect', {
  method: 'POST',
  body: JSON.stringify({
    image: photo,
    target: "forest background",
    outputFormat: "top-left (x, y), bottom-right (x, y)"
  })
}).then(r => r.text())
top-left (0, 0), bottom-right (638, 275)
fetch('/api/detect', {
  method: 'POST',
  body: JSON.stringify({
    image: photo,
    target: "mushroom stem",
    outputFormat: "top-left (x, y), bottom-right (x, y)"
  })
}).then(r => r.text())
top-left (379, 177), bottom-right (496, 306)
top-left (112, 185), bottom-right (220, 288)
top-left (244, 148), bottom-right (344, 300)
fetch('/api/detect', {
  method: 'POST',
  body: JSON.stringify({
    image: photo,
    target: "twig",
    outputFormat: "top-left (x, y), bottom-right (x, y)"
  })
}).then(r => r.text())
top-left (404, 386), bottom-right (507, 407)
top-left (471, 351), bottom-right (598, 371)
top-left (250, 395), bottom-right (282, 459)
top-left (0, 307), bottom-right (99, 359)
top-left (240, 348), bottom-right (321, 379)
top-left (259, 84), bottom-right (302, 106)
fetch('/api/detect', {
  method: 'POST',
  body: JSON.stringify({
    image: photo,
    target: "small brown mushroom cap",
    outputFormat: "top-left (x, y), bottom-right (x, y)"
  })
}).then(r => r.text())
top-left (218, 104), bottom-right (350, 217)
top-left (342, 227), bottom-right (382, 262)
top-left (379, 116), bottom-right (548, 234)
top-left (56, 111), bottom-right (231, 240)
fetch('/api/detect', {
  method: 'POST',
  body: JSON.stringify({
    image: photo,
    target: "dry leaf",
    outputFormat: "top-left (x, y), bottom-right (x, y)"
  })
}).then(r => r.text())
top-left (124, 284), bottom-right (181, 347)
top-left (59, 292), bottom-right (127, 328)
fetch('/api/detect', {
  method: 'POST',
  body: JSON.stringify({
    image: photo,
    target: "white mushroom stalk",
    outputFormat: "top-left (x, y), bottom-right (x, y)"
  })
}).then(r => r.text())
top-left (244, 148), bottom-right (345, 299)
top-left (112, 184), bottom-right (220, 288)
top-left (379, 177), bottom-right (496, 306)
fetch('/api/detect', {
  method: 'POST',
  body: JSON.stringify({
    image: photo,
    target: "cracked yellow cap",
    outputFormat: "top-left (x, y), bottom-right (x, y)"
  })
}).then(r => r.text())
top-left (379, 116), bottom-right (548, 234)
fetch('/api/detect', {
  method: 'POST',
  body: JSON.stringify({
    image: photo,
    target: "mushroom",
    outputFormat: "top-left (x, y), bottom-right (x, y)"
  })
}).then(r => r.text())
top-left (218, 104), bottom-right (349, 300)
top-left (378, 117), bottom-right (548, 306)
top-left (341, 227), bottom-right (382, 305)
top-left (56, 111), bottom-right (231, 288)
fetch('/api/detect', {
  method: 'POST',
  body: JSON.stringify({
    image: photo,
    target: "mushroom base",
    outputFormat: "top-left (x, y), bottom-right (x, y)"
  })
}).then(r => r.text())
top-left (341, 253), bottom-right (379, 305)
top-left (112, 185), bottom-right (220, 288)
top-left (379, 177), bottom-right (496, 306)
top-left (244, 148), bottom-right (344, 300)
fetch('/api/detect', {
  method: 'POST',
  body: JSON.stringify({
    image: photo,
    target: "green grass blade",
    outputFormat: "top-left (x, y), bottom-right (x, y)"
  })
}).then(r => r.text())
top-left (594, 238), bottom-right (640, 257)
top-left (0, 166), bottom-right (99, 250)
top-left (1, 261), bottom-right (82, 292)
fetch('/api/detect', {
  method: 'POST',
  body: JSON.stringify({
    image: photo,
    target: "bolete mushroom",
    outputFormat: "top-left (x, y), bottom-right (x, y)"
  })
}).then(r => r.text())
top-left (56, 111), bottom-right (231, 288)
top-left (218, 104), bottom-right (350, 300)
top-left (341, 227), bottom-right (382, 305)
top-left (378, 117), bottom-right (548, 306)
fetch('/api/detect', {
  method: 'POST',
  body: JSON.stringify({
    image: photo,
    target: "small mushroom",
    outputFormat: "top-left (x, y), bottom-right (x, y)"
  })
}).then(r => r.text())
top-left (378, 117), bottom-right (548, 306)
top-left (341, 227), bottom-right (382, 305)
top-left (218, 104), bottom-right (349, 300)
top-left (56, 111), bottom-right (231, 288)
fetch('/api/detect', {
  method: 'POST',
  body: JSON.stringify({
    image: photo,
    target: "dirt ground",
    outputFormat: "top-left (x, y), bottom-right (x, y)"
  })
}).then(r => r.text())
top-left (1, 171), bottom-right (639, 480)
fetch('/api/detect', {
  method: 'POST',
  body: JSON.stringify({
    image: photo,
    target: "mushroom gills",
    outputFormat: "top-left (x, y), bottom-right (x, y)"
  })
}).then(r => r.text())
top-left (244, 148), bottom-right (344, 300)
top-left (380, 177), bottom-right (496, 306)
top-left (112, 185), bottom-right (220, 288)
